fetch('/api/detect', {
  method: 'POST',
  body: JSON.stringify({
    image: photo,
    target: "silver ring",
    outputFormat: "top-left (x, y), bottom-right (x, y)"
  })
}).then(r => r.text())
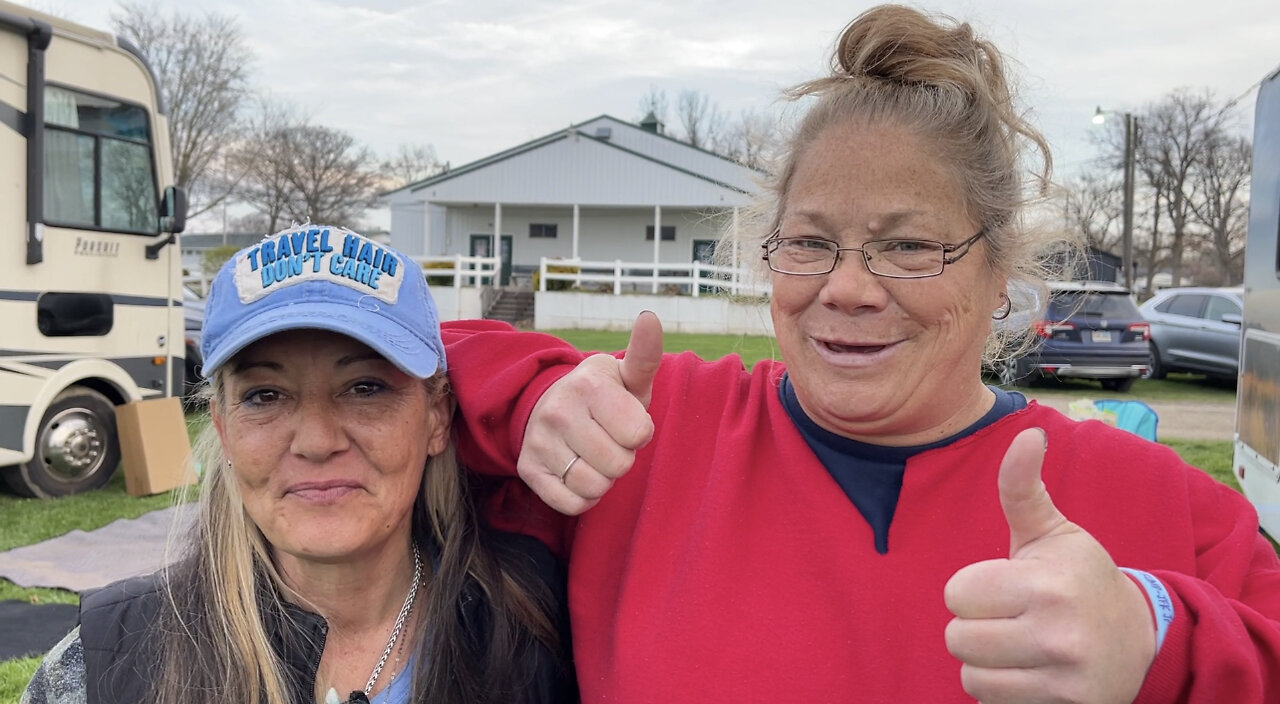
top-left (559, 454), bottom-right (580, 482)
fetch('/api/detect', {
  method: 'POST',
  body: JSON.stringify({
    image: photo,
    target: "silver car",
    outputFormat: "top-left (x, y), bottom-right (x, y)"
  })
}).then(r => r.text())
top-left (1139, 286), bottom-right (1243, 380)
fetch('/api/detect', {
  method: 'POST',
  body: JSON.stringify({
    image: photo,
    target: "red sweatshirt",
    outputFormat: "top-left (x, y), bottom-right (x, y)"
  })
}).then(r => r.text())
top-left (443, 320), bottom-right (1280, 703)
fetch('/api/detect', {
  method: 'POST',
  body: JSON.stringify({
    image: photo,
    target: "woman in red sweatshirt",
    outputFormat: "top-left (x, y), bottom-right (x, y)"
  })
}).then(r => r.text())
top-left (441, 5), bottom-right (1280, 702)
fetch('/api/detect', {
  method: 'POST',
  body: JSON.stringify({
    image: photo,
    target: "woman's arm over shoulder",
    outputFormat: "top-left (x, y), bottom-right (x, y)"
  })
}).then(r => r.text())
top-left (21, 627), bottom-right (87, 704)
top-left (441, 320), bottom-right (588, 476)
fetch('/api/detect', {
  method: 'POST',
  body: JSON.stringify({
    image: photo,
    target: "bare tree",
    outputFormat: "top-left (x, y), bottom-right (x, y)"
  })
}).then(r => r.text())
top-left (675, 90), bottom-right (725, 150)
top-left (281, 125), bottom-right (381, 227)
top-left (1189, 134), bottom-right (1251, 285)
top-left (714, 108), bottom-right (776, 170)
top-left (112, 2), bottom-right (252, 218)
top-left (229, 100), bottom-right (305, 233)
top-left (381, 143), bottom-right (444, 190)
top-left (1139, 90), bottom-right (1229, 286)
top-left (1060, 170), bottom-right (1123, 253)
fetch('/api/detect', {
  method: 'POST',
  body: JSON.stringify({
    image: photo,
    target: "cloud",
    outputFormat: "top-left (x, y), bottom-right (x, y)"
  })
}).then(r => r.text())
top-left (53, 0), bottom-right (1280, 178)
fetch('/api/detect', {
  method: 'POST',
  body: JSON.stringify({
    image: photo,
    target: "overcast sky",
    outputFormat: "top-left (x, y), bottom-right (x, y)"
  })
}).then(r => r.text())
top-left (37, 0), bottom-right (1280, 189)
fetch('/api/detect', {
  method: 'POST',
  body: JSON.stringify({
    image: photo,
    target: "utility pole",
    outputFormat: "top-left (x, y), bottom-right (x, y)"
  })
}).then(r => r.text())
top-left (1095, 107), bottom-right (1139, 290)
top-left (1121, 112), bottom-right (1137, 291)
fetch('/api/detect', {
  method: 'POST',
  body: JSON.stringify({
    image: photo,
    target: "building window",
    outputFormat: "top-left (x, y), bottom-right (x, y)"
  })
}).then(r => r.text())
top-left (530, 223), bottom-right (558, 239)
top-left (645, 225), bottom-right (676, 241)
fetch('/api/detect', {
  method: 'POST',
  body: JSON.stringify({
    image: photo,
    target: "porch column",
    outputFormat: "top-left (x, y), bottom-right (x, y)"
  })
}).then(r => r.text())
top-left (422, 202), bottom-right (431, 256)
top-left (732, 207), bottom-right (741, 294)
top-left (652, 205), bottom-right (662, 294)
top-left (572, 204), bottom-right (580, 259)
top-left (493, 202), bottom-right (503, 287)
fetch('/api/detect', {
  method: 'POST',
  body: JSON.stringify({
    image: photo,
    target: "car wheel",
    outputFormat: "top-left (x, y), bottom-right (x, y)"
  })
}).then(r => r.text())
top-left (999, 358), bottom-right (1035, 387)
top-left (1101, 378), bottom-right (1136, 393)
top-left (0, 386), bottom-right (120, 498)
top-left (1147, 344), bottom-right (1167, 380)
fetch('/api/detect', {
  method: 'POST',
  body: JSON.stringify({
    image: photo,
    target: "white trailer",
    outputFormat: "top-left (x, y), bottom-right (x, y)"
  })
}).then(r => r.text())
top-left (1235, 61), bottom-right (1280, 537)
top-left (0, 1), bottom-right (187, 497)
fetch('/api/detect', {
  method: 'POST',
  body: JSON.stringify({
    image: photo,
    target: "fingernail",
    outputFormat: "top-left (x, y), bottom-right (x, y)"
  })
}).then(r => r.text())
top-left (1034, 427), bottom-right (1047, 450)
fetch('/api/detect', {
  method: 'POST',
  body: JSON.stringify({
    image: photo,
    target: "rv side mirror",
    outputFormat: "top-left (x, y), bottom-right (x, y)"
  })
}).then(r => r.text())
top-left (1222, 313), bottom-right (1243, 326)
top-left (160, 186), bottom-right (188, 234)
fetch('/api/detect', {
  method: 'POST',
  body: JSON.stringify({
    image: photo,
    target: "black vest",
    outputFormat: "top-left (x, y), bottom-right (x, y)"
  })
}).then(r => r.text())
top-left (78, 535), bottom-right (575, 704)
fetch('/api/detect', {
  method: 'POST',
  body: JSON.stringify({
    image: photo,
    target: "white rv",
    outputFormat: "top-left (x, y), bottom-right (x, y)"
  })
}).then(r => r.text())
top-left (1236, 61), bottom-right (1280, 537)
top-left (0, 1), bottom-right (187, 497)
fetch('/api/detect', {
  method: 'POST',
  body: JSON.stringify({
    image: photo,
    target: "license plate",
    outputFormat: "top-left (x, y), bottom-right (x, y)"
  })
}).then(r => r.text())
top-left (1091, 330), bottom-right (1112, 343)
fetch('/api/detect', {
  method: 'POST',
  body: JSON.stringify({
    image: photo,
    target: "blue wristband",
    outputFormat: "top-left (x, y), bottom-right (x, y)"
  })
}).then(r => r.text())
top-left (1120, 568), bottom-right (1174, 652)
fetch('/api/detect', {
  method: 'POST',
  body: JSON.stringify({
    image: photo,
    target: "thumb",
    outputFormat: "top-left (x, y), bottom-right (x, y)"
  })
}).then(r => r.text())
top-left (998, 427), bottom-right (1064, 556)
top-left (619, 311), bottom-right (663, 407)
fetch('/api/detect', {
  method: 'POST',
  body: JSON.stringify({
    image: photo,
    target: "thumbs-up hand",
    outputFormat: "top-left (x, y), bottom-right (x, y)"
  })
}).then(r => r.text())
top-left (517, 311), bottom-right (663, 515)
top-left (943, 428), bottom-right (1157, 704)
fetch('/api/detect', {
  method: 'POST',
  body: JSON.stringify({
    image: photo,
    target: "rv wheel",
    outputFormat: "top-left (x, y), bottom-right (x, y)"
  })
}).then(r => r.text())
top-left (0, 387), bottom-right (121, 498)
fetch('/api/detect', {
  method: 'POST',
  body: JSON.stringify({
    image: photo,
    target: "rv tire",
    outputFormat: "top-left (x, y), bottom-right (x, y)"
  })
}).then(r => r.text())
top-left (0, 387), bottom-right (121, 498)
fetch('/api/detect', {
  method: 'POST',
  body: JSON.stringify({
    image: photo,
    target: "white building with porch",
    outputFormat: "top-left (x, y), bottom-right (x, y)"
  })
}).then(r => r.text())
top-left (382, 115), bottom-right (775, 334)
top-left (384, 114), bottom-right (763, 284)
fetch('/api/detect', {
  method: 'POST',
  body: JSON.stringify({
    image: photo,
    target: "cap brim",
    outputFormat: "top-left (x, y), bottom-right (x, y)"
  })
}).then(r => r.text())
top-left (199, 301), bottom-right (441, 379)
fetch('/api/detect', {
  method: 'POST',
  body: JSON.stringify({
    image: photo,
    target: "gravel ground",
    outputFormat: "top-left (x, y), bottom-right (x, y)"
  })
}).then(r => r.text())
top-left (1027, 396), bottom-right (1235, 441)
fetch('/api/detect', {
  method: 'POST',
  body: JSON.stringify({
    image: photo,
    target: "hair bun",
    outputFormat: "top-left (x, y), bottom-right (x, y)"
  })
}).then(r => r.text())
top-left (834, 5), bottom-right (985, 91)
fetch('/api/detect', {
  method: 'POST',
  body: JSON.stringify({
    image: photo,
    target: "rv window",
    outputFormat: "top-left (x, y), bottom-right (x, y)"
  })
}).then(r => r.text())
top-left (36, 293), bottom-right (114, 337)
top-left (43, 132), bottom-right (96, 227)
top-left (42, 86), bottom-right (159, 235)
top-left (101, 140), bottom-right (158, 232)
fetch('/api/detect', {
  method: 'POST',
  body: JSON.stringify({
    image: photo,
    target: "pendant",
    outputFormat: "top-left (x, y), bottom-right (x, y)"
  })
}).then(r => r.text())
top-left (322, 688), bottom-right (370, 704)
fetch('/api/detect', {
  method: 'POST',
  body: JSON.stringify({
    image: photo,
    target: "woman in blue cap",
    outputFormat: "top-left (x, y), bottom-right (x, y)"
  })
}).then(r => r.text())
top-left (22, 226), bottom-right (576, 704)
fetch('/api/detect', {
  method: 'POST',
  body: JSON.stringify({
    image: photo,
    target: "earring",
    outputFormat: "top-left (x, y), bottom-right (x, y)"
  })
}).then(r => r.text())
top-left (992, 292), bottom-right (1012, 321)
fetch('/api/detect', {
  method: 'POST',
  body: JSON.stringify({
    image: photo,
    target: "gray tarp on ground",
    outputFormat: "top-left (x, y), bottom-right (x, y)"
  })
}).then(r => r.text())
top-left (0, 505), bottom-right (194, 594)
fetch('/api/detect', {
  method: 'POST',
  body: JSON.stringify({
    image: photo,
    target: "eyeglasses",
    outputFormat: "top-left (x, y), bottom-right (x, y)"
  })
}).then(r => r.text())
top-left (760, 228), bottom-right (986, 279)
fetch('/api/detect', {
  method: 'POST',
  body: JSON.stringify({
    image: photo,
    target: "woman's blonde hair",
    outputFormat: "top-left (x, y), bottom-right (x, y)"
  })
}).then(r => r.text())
top-left (150, 371), bottom-right (564, 704)
top-left (722, 4), bottom-right (1081, 360)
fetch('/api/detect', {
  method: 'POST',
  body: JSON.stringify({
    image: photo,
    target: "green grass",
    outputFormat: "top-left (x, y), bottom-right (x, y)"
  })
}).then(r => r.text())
top-left (0, 471), bottom-right (182, 553)
top-left (0, 657), bottom-right (42, 704)
top-left (0, 470), bottom-right (187, 607)
top-left (1162, 438), bottom-right (1234, 485)
top-left (0, 417), bottom-right (203, 609)
top-left (547, 328), bottom-right (782, 368)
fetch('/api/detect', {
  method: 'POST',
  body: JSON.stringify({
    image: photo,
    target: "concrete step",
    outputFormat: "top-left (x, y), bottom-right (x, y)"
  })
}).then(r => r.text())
top-left (484, 290), bottom-right (535, 323)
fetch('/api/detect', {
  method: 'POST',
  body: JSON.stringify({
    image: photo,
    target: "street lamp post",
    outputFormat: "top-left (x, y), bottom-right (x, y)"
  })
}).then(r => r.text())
top-left (1093, 107), bottom-right (1138, 290)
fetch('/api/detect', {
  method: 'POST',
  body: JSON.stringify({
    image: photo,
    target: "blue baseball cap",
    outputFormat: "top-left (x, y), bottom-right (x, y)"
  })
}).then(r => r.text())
top-left (199, 225), bottom-right (445, 379)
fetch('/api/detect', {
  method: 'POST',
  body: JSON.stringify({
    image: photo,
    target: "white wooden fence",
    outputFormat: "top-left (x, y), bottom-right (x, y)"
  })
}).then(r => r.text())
top-left (412, 254), bottom-right (502, 288)
top-left (182, 254), bottom-right (502, 298)
top-left (538, 258), bottom-right (770, 297)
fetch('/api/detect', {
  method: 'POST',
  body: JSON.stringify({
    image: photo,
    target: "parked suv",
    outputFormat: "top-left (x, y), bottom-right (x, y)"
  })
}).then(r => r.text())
top-left (1139, 286), bottom-right (1243, 380)
top-left (999, 281), bottom-right (1150, 392)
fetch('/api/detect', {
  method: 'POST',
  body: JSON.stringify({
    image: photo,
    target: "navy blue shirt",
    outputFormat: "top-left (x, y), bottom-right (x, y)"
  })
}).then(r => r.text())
top-left (779, 375), bottom-right (1027, 554)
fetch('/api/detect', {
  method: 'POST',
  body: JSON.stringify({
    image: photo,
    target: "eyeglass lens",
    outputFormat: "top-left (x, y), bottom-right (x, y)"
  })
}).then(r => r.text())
top-left (768, 238), bottom-right (945, 276)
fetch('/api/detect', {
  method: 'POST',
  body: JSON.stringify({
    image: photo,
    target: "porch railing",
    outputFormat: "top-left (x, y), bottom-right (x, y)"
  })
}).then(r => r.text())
top-left (537, 258), bottom-right (769, 297)
top-left (412, 254), bottom-right (502, 288)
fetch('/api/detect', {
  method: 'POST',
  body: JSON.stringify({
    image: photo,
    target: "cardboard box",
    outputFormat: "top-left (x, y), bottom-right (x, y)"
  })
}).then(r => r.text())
top-left (115, 396), bottom-right (197, 496)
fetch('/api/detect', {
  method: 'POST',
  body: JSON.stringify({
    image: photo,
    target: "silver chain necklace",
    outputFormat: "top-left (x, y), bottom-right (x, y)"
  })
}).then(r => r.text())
top-left (324, 543), bottom-right (422, 704)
